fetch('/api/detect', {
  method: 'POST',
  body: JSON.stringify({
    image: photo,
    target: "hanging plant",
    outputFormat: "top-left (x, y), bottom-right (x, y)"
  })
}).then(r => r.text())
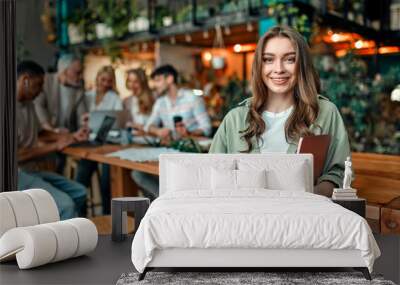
top-left (267, 1), bottom-right (311, 36)
top-left (94, 0), bottom-right (130, 39)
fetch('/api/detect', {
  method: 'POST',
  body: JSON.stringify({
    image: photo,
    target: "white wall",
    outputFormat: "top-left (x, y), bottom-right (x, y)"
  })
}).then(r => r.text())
top-left (158, 43), bottom-right (202, 82)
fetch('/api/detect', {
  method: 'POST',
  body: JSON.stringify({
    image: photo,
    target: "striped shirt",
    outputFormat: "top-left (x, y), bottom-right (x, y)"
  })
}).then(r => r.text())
top-left (144, 89), bottom-right (211, 136)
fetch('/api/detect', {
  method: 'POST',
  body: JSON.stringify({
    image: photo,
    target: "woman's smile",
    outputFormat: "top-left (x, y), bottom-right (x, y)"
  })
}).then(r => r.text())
top-left (270, 77), bottom-right (290, 85)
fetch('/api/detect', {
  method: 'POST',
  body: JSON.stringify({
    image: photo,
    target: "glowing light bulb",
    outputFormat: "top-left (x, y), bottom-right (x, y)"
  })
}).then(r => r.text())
top-left (331, 33), bottom-right (340, 42)
top-left (355, 40), bottom-right (363, 49)
top-left (233, 44), bottom-right (242, 53)
top-left (203, 52), bottom-right (212, 61)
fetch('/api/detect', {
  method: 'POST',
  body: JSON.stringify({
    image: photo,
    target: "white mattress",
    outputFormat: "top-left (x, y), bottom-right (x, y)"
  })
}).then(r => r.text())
top-left (131, 190), bottom-right (380, 273)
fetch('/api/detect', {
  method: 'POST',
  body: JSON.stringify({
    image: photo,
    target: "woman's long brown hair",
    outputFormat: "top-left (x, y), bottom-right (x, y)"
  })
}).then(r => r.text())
top-left (241, 25), bottom-right (320, 152)
top-left (126, 68), bottom-right (154, 115)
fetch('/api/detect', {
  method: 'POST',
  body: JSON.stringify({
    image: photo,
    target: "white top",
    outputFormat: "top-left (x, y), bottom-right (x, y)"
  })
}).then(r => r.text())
top-left (260, 106), bottom-right (293, 153)
top-left (85, 90), bottom-right (123, 112)
top-left (124, 95), bottom-right (150, 125)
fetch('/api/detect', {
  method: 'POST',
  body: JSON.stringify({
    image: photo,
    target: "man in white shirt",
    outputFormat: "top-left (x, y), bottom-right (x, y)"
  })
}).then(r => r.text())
top-left (133, 65), bottom-right (211, 200)
top-left (145, 64), bottom-right (211, 139)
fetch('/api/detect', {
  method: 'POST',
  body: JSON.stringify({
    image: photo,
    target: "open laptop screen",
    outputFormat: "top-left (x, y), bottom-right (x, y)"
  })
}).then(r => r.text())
top-left (94, 115), bottom-right (116, 144)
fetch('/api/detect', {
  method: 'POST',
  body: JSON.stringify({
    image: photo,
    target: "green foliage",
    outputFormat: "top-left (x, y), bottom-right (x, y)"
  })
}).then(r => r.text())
top-left (267, 0), bottom-right (311, 36)
top-left (91, 0), bottom-right (130, 39)
top-left (220, 77), bottom-right (250, 119)
top-left (67, 0), bottom-right (138, 60)
top-left (169, 138), bottom-right (203, 153)
top-left (316, 53), bottom-right (400, 154)
top-left (176, 4), bottom-right (192, 23)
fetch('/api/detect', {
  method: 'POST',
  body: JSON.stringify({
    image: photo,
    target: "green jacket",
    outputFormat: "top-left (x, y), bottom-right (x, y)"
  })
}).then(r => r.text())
top-left (209, 95), bottom-right (351, 187)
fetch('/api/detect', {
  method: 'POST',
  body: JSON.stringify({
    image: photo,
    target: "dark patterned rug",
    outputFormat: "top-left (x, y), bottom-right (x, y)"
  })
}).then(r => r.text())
top-left (116, 271), bottom-right (395, 285)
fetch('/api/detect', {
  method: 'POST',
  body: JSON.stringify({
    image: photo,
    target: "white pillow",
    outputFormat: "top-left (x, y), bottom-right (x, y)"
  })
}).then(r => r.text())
top-left (238, 158), bottom-right (309, 191)
top-left (211, 168), bottom-right (236, 190)
top-left (237, 169), bottom-right (267, 189)
top-left (266, 163), bottom-right (307, 191)
top-left (166, 160), bottom-right (235, 192)
top-left (211, 168), bottom-right (267, 190)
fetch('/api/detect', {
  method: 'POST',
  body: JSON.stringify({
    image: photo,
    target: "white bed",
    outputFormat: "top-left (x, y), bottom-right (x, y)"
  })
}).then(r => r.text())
top-left (131, 154), bottom-right (380, 280)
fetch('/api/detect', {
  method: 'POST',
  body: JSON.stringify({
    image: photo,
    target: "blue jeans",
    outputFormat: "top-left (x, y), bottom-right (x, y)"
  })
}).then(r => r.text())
top-left (75, 160), bottom-right (111, 214)
top-left (18, 170), bottom-right (87, 220)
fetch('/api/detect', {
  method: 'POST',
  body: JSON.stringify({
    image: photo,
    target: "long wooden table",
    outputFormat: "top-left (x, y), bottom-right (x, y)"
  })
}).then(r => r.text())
top-left (63, 144), bottom-right (158, 198)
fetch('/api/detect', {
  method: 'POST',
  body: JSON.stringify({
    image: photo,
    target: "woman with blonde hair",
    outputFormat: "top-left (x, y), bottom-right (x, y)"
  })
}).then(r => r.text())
top-left (123, 68), bottom-right (154, 131)
top-left (85, 65), bottom-right (122, 111)
top-left (210, 26), bottom-right (351, 197)
top-left (77, 65), bottom-right (122, 215)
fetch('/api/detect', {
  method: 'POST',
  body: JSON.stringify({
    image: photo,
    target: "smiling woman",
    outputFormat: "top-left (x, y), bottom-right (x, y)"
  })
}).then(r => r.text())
top-left (209, 25), bottom-right (351, 197)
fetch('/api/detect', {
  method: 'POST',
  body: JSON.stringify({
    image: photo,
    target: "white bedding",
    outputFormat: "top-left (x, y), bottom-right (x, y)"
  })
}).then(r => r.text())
top-left (131, 190), bottom-right (380, 273)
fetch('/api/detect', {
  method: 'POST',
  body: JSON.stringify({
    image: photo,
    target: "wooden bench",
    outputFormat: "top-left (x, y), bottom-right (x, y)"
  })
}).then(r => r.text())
top-left (352, 152), bottom-right (400, 235)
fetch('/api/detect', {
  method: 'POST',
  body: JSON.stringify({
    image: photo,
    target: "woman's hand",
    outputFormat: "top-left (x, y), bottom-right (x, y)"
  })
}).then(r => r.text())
top-left (73, 127), bottom-right (90, 142)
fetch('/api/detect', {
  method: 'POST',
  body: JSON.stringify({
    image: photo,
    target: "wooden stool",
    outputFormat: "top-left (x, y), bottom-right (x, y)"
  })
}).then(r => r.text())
top-left (111, 197), bottom-right (150, 242)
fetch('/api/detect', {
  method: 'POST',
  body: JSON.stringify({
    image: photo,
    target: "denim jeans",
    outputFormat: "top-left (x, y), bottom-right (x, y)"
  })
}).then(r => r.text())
top-left (18, 170), bottom-right (87, 220)
top-left (75, 160), bottom-right (111, 214)
top-left (131, 171), bottom-right (159, 201)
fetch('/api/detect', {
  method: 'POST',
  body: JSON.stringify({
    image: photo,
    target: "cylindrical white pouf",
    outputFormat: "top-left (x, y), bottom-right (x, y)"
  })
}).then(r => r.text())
top-left (24, 189), bottom-right (59, 223)
top-left (0, 226), bottom-right (57, 269)
top-left (1, 192), bottom-right (39, 227)
top-left (42, 221), bottom-right (79, 262)
top-left (0, 196), bottom-right (17, 237)
top-left (66, 218), bottom-right (98, 257)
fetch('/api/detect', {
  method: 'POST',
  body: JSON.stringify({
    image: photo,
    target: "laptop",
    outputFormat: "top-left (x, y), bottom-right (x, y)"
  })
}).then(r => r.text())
top-left (89, 110), bottom-right (132, 132)
top-left (71, 115), bottom-right (116, 147)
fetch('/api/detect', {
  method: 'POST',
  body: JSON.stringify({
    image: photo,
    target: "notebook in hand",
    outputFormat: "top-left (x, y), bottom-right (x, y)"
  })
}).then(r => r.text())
top-left (296, 135), bottom-right (331, 183)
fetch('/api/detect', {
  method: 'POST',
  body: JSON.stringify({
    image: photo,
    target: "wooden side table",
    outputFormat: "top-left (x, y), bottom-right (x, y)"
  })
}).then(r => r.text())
top-left (111, 197), bottom-right (150, 242)
top-left (332, 198), bottom-right (366, 218)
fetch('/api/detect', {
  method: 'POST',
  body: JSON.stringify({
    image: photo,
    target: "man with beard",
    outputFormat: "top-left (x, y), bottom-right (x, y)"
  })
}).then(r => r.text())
top-left (132, 64), bottom-right (211, 200)
top-left (34, 53), bottom-right (87, 133)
